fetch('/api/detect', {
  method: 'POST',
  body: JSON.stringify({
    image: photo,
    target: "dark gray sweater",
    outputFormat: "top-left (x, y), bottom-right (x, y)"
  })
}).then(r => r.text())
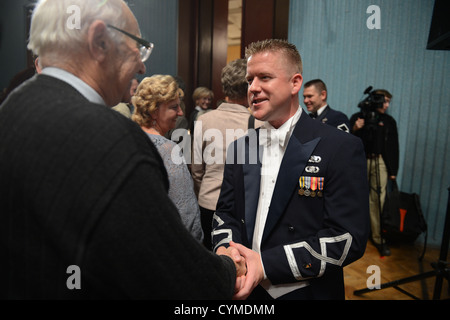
top-left (0, 74), bottom-right (235, 299)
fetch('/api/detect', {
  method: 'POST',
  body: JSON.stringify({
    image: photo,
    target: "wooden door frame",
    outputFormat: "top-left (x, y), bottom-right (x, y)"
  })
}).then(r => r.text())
top-left (177, 0), bottom-right (289, 117)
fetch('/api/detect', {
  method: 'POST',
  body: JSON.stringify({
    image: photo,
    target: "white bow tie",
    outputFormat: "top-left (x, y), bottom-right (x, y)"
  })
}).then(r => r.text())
top-left (272, 129), bottom-right (288, 148)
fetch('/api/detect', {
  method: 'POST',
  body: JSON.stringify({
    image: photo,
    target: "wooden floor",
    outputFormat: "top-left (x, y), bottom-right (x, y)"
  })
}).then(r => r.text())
top-left (344, 241), bottom-right (449, 300)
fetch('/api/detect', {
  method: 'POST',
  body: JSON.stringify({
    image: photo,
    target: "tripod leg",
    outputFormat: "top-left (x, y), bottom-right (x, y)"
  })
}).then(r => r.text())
top-left (354, 270), bottom-right (436, 297)
top-left (374, 156), bottom-right (384, 247)
top-left (432, 187), bottom-right (450, 300)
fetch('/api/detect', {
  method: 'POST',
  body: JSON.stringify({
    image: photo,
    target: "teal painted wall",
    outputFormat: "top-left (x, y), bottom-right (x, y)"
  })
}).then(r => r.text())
top-left (289, 0), bottom-right (450, 246)
top-left (0, 0), bottom-right (31, 91)
top-left (129, 0), bottom-right (178, 78)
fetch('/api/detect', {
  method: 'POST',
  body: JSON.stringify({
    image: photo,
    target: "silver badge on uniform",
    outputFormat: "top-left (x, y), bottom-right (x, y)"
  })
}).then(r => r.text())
top-left (308, 156), bottom-right (322, 164)
top-left (305, 166), bottom-right (320, 174)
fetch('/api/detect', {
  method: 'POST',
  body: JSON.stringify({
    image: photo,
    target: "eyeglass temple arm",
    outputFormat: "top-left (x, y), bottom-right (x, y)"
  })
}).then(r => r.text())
top-left (107, 24), bottom-right (153, 49)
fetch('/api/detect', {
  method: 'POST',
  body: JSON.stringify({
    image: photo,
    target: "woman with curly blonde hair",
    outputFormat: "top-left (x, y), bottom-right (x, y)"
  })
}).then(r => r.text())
top-left (132, 75), bottom-right (183, 133)
top-left (132, 75), bottom-right (203, 242)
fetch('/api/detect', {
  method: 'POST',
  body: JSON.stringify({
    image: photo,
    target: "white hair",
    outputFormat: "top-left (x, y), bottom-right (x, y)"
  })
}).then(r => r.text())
top-left (28, 0), bottom-right (128, 58)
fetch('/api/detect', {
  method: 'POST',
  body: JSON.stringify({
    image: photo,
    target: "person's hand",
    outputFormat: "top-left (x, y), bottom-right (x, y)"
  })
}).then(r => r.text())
top-left (353, 117), bottom-right (365, 131)
top-left (229, 241), bottom-right (264, 300)
top-left (234, 275), bottom-right (246, 295)
top-left (216, 245), bottom-right (247, 277)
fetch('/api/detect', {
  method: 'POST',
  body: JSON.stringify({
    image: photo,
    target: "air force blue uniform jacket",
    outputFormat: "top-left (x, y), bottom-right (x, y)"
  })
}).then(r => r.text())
top-left (212, 110), bottom-right (370, 299)
top-left (315, 105), bottom-right (350, 133)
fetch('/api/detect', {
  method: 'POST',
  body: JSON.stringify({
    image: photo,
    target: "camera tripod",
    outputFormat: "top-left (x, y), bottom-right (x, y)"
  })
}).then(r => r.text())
top-left (354, 187), bottom-right (450, 300)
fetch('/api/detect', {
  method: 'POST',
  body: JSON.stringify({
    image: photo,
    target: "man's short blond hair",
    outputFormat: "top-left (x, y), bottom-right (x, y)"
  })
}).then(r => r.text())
top-left (245, 39), bottom-right (303, 75)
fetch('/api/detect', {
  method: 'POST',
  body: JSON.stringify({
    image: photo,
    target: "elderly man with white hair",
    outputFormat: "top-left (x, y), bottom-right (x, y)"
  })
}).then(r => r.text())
top-left (0, 0), bottom-right (252, 299)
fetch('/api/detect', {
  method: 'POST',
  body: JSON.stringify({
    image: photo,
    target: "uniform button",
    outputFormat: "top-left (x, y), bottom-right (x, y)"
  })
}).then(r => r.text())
top-left (241, 219), bottom-right (245, 224)
top-left (288, 226), bottom-right (295, 232)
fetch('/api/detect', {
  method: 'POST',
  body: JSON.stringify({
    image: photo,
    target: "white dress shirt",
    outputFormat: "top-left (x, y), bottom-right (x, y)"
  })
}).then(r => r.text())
top-left (252, 106), bottom-right (309, 298)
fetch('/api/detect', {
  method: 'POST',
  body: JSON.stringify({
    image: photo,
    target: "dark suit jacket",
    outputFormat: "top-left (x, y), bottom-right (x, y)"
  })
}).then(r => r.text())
top-left (316, 105), bottom-right (350, 133)
top-left (349, 111), bottom-right (399, 176)
top-left (212, 111), bottom-right (370, 299)
top-left (0, 74), bottom-right (236, 299)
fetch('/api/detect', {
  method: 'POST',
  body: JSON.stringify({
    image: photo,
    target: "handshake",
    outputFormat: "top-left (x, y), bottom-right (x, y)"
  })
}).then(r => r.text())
top-left (216, 241), bottom-right (265, 300)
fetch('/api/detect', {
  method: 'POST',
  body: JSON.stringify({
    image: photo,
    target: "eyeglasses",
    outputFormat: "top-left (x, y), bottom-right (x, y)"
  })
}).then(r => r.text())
top-left (107, 24), bottom-right (154, 62)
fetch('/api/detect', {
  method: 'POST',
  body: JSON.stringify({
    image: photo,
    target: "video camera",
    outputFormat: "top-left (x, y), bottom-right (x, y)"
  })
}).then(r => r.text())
top-left (357, 86), bottom-right (385, 129)
top-left (356, 86), bottom-right (386, 150)
top-left (358, 86), bottom-right (385, 118)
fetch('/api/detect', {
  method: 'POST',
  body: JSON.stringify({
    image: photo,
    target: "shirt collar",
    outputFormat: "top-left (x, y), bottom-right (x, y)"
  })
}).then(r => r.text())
top-left (317, 104), bottom-right (328, 116)
top-left (261, 106), bottom-right (302, 148)
top-left (42, 67), bottom-right (106, 106)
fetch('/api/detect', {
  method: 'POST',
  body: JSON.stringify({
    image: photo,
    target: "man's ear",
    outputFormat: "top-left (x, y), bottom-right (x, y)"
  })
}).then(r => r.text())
top-left (87, 20), bottom-right (110, 62)
top-left (291, 73), bottom-right (303, 95)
